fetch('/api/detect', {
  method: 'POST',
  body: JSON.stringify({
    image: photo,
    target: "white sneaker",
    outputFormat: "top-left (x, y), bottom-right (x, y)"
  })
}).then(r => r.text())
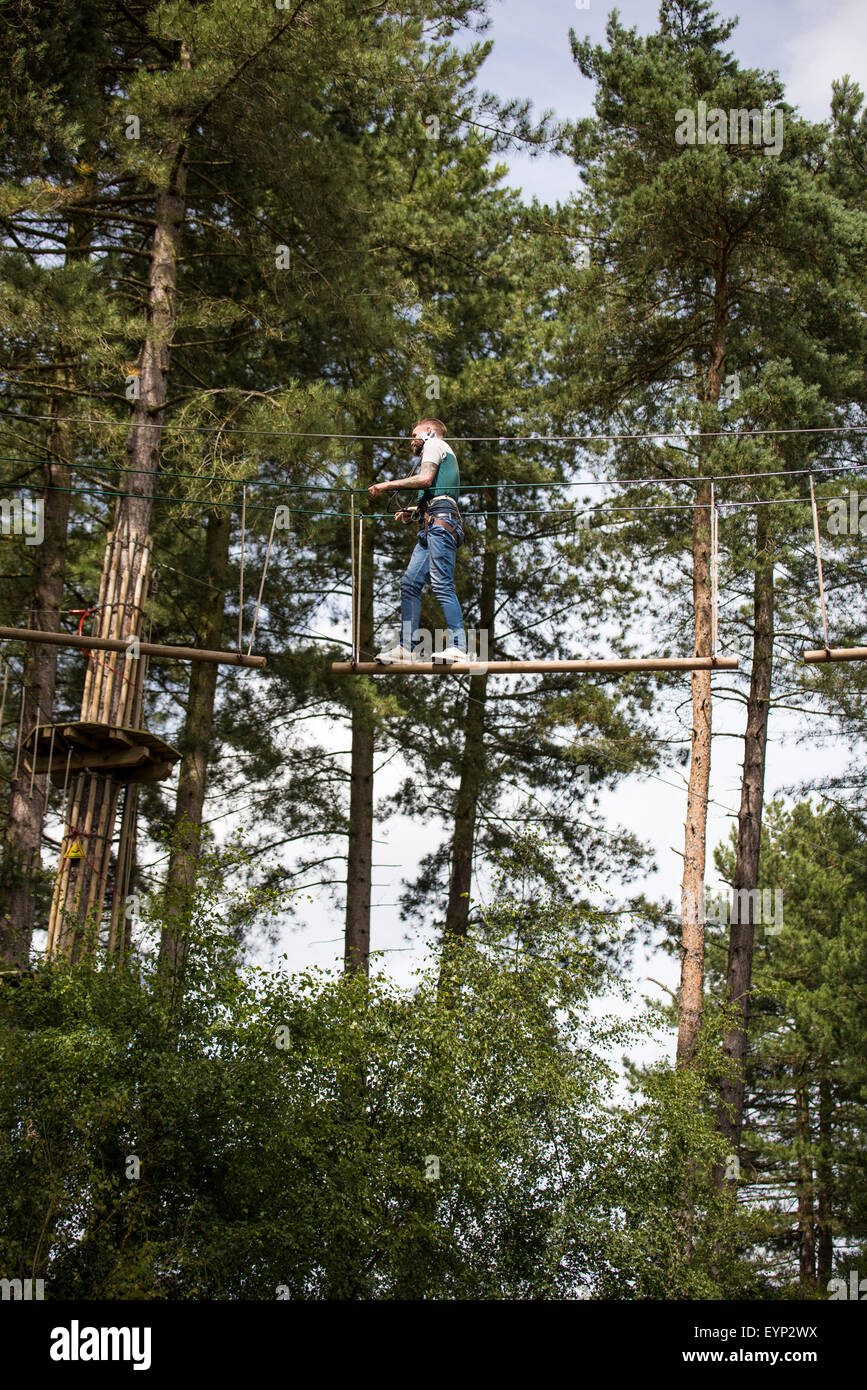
top-left (432, 646), bottom-right (467, 665)
top-left (375, 644), bottom-right (414, 664)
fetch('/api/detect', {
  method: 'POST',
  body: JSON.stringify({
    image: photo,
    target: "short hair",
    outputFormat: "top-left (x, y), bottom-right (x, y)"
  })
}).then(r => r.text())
top-left (413, 417), bottom-right (447, 438)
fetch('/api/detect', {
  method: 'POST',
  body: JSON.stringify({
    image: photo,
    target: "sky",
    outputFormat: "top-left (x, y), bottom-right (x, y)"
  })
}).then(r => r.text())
top-left (468, 0), bottom-right (867, 202)
top-left (207, 0), bottom-right (865, 1069)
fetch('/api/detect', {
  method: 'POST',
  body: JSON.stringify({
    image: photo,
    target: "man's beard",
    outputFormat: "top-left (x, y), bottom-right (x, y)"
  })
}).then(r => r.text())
top-left (411, 437), bottom-right (424, 456)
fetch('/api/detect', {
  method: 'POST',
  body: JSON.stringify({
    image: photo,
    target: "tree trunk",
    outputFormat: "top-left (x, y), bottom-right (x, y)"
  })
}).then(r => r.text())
top-left (158, 509), bottom-right (231, 1001)
top-left (48, 148), bottom-right (189, 960)
top-left (716, 504), bottom-right (774, 1174)
top-left (795, 1072), bottom-right (816, 1287)
top-left (0, 157), bottom-right (96, 967)
top-left (0, 448), bottom-right (70, 967)
top-left (345, 442), bottom-right (375, 975)
top-left (444, 487), bottom-right (497, 940)
top-left (676, 477), bottom-right (713, 1069)
top-left (816, 1070), bottom-right (833, 1284)
top-left (675, 260), bottom-right (728, 1070)
top-left (676, 267), bottom-right (728, 1265)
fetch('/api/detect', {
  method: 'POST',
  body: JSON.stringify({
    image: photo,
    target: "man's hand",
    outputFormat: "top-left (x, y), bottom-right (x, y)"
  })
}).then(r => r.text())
top-left (368, 482), bottom-right (390, 499)
top-left (394, 508), bottom-right (415, 524)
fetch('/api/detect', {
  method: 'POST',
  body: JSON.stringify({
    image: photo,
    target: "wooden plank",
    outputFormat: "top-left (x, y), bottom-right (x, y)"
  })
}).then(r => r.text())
top-left (803, 647), bottom-right (867, 663)
top-left (331, 656), bottom-right (740, 675)
top-left (62, 724), bottom-right (101, 748)
top-left (29, 746), bottom-right (150, 775)
top-left (0, 625), bottom-right (266, 668)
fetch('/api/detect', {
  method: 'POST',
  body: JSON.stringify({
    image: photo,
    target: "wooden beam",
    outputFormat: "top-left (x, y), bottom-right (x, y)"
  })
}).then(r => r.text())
top-left (29, 746), bottom-right (150, 776)
top-left (331, 656), bottom-right (739, 675)
top-left (803, 647), bottom-right (867, 663)
top-left (0, 625), bottom-right (266, 669)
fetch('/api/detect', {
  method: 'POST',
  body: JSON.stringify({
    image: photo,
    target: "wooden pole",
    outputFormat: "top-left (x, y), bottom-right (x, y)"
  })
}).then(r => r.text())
top-left (83, 539), bottom-right (113, 720)
top-left (108, 782), bottom-right (137, 958)
top-left (0, 626), bottom-right (266, 668)
top-left (804, 648), bottom-right (867, 663)
top-left (331, 656), bottom-right (739, 675)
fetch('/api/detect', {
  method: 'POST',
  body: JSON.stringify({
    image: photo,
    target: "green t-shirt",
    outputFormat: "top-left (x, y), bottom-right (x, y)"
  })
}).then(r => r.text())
top-left (416, 439), bottom-right (460, 506)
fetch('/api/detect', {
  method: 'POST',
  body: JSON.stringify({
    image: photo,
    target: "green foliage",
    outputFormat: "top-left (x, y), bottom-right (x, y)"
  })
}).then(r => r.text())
top-left (709, 800), bottom-right (867, 1288)
top-left (0, 845), bottom-right (750, 1299)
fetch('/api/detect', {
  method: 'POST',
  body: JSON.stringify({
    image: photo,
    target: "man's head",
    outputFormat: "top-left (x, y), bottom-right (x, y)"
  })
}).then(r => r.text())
top-left (411, 417), bottom-right (447, 455)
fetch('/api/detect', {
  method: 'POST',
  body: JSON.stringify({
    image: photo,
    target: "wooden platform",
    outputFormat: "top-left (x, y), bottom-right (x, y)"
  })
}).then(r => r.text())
top-left (22, 722), bottom-right (182, 786)
top-left (332, 656), bottom-right (740, 675)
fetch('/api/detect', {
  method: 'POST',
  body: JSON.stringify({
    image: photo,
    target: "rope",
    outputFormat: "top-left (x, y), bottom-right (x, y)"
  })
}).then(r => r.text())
top-left (0, 648), bottom-right (59, 757)
top-left (238, 483), bottom-right (246, 653)
top-left (355, 515), bottom-right (363, 664)
top-left (0, 662), bottom-right (8, 736)
top-left (12, 677), bottom-right (26, 781)
top-left (63, 821), bottom-right (111, 882)
top-left (73, 606), bottom-right (145, 703)
top-left (350, 493), bottom-right (357, 666)
top-left (0, 652), bottom-right (122, 902)
top-left (247, 507), bottom-right (278, 656)
top-left (809, 475), bottom-right (831, 651)
top-left (27, 720), bottom-right (37, 797)
top-left (6, 411), bottom-right (867, 441)
top-left (4, 464), bottom-right (866, 520)
top-left (45, 723), bottom-right (56, 797)
top-left (2, 451), bottom-right (866, 493)
top-left (61, 746), bottom-right (72, 805)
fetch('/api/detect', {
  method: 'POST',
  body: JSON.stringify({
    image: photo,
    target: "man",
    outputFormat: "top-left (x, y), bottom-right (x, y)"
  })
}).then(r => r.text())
top-left (368, 417), bottom-right (466, 664)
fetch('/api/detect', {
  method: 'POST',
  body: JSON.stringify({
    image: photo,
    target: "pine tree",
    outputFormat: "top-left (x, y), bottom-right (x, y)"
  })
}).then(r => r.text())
top-left (710, 800), bottom-right (867, 1290)
top-left (559, 1), bottom-right (867, 1110)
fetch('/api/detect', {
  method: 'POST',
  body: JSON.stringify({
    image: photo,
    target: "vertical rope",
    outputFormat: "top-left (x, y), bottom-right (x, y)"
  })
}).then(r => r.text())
top-left (238, 484), bottom-right (247, 652)
top-left (248, 507), bottom-right (278, 655)
top-left (58, 747), bottom-right (74, 887)
top-left (46, 723), bottom-right (56, 788)
top-left (37, 723), bottom-right (56, 812)
top-left (809, 475), bottom-right (830, 650)
top-left (0, 661), bottom-right (8, 735)
top-left (61, 744), bottom-right (72, 806)
top-left (28, 726), bottom-right (37, 797)
top-left (13, 678), bottom-right (26, 781)
top-left (350, 492), bottom-right (357, 665)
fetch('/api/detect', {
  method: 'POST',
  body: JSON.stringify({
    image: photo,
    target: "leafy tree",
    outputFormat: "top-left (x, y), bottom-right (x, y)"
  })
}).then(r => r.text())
top-left (557, 5), bottom-right (867, 1182)
top-left (709, 800), bottom-right (867, 1292)
top-left (0, 834), bottom-right (752, 1298)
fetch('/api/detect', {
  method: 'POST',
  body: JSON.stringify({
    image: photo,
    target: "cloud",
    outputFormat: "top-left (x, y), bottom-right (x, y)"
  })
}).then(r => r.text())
top-left (780, 0), bottom-right (867, 120)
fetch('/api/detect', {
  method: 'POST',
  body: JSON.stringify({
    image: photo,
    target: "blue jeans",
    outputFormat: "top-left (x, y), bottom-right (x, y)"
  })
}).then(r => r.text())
top-left (400, 512), bottom-right (466, 653)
